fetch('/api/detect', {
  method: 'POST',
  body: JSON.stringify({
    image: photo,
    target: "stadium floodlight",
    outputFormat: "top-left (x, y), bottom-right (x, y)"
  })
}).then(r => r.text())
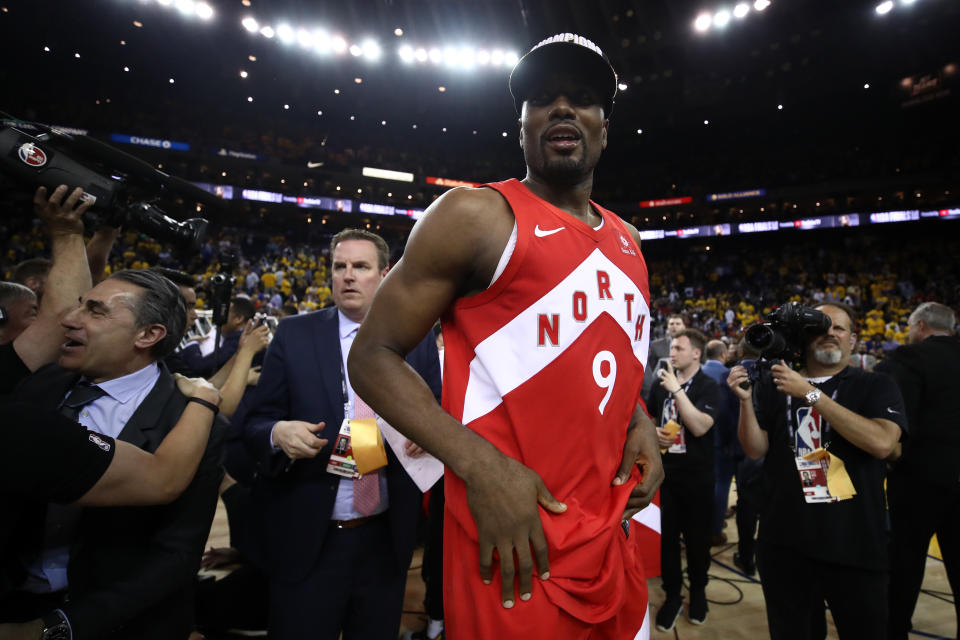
top-left (349, 44), bottom-right (362, 56)
top-left (260, 25), bottom-right (275, 38)
top-left (901, 0), bottom-right (916, 4)
top-left (398, 45), bottom-right (414, 62)
top-left (714, 9), bottom-right (731, 28)
top-left (477, 49), bottom-right (490, 64)
top-left (314, 30), bottom-right (330, 53)
top-left (694, 12), bottom-right (712, 32)
top-left (158, 0), bottom-right (173, 5)
top-left (195, 2), bottom-right (214, 19)
top-left (875, 0), bottom-right (894, 13)
top-left (415, 48), bottom-right (428, 62)
top-left (491, 49), bottom-right (505, 66)
top-left (332, 35), bottom-right (348, 54)
top-left (504, 51), bottom-right (519, 66)
top-left (276, 24), bottom-right (295, 44)
top-left (175, 0), bottom-right (194, 16)
top-left (361, 39), bottom-right (381, 60)
top-left (297, 29), bottom-right (313, 48)
top-left (753, 0), bottom-right (771, 10)
top-left (733, 3), bottom-right (750, 18)
top-left (241, 16), bottom-right (259, 32)
top-left (428, 48), bottom-right (443, 64)
top-left (458, 47), bottom-right (476, 68)
top-left (618, 82), bottom-right (628, 91)
top-left (443, 48), bottom-right (458, 67)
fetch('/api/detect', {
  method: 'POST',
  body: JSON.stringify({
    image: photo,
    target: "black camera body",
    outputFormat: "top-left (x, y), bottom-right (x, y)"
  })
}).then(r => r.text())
top-left (744, 302), bottom-right (832, 366)
top-left (0, 124), bottom-right (218, 251)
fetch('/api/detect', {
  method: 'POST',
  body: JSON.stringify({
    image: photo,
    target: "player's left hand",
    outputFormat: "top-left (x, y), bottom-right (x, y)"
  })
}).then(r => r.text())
top-left (614, 408), bottom-right (665, 520)
top-left (771, 360), bottom-right (815, 399)
top-left (404, 438), bottom-right (426, 457)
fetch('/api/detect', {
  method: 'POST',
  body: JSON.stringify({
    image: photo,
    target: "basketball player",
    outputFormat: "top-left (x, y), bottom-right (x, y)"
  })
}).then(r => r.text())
top-left (350, 33), bottom-right (663, 639)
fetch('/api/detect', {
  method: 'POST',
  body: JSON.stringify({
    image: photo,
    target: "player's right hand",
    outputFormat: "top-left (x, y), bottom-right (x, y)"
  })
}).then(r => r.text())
top-left (272, 420), bottom-right (327, 459)
top-left (727, 366), bottom-right (754, 401)
top-left (465, 451), bottom-right (566, 609)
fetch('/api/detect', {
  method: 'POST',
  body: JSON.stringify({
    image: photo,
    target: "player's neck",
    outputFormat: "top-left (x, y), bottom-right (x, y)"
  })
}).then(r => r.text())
top-left (521, 174), bottom-right (598, 225)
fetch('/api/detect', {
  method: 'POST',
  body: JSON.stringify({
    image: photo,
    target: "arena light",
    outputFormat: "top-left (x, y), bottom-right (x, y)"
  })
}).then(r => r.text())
top-left (733, 3), bottom-right (750, 18)
top-left (504, 51), bottom-right (519, 66)
top-left (242, 16), bottom-right (259, 32)
top-left (276, 24), bottom-right (295, 44)
top-left (361, 39), bottom-right (381, 60)
top-left (694, 12), bottom-right (712, 32)
top-left (713, 9), bottom-right (731, 27)
top-left (398, 45), bottom-right (414, 62)
top-left (175, 0), bottom-right (194, 16)
top-left (349, 44), bottom-right (362, 56)
top-left (753, 0), bottom-right (771, 9)
top-left (415, 48), bottom-right (428, 62)
top-left (195, 2), bottom-right (213, 20)
top-left (477, 49), bottom-right (490, 64)
top-left (875, 1), bottom-right (894, 14)
top-left (428, 48), bottom-right (443, 64)
top-left (491, 49), bottom-right (505, 66)
top-left (332, 35), bottom-right (348, 54)
top-left (363, 167), bottom-right (415, 182)
top-left (618, 82), bottom-right (628, 91)
top-left (260, 25), bottom-right (275, 38)
top-left (297, 29), bottom-right (313, 48)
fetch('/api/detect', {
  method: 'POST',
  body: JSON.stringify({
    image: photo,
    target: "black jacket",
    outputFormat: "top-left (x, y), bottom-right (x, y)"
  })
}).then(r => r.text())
top-left (877, 334), bottom-right (960, 489)
top-left (7, 363), bottom-right (225, 640)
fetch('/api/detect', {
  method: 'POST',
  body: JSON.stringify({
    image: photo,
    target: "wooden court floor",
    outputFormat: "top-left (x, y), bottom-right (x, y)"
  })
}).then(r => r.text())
top-left (205, 491), bottom-right (956, 639)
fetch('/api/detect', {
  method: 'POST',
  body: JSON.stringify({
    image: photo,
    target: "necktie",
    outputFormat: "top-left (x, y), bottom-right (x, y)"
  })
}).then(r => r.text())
top-left (59, 380), bottom-right (107, 422)
top-left (352, 393), bottom-right (381, 516)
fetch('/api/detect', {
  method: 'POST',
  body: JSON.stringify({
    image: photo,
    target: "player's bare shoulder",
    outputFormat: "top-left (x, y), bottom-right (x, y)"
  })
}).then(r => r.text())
top-left (419, 186), bottom-right (514, 234)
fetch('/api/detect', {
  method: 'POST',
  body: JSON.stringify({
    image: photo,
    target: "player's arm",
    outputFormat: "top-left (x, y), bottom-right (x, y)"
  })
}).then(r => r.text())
top-left (728, 366), bottom-right (769, 459)
top-left (616, 402), bottom-right (664, 520)
top-left (77, 375), bottom-right (221, 506)
top-left (351, 187), bottom-right (566, 609)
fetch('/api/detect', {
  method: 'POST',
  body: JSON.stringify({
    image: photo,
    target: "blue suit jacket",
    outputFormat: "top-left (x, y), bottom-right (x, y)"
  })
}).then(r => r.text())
top-left (225, 306), bottom-right (442, 583)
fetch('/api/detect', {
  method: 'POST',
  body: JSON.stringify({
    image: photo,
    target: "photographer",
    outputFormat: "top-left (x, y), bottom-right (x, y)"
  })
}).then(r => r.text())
top-left (179, 297), bottom-right (254, 379)
top-left (727, 303), bottom-right (907, 640)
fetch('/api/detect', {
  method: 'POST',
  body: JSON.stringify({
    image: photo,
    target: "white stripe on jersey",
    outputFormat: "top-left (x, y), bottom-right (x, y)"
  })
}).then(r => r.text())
top-left (631, 502), bottom-right (662, 534)
top-left (462, 248), bottom-right (650, 425)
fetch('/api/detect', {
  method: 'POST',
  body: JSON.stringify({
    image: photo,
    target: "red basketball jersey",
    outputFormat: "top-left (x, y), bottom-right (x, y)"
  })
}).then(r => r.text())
top-left (441, 179), bottom-right (652, 637)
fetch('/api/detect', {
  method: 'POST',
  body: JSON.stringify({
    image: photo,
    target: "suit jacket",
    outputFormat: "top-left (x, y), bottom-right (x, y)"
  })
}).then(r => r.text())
top-left (642, 336), bottom-right (672, 398)
top-left (226, 306), bottom-right (442, 584)
top-left (12, 363), bottom-right (225, 640)
top-left (179, 329), bottom-right (242, 378)
top-left (701, 359), bottom-right (740, 456)
top-left (876, 334), bottom-right (960, 488)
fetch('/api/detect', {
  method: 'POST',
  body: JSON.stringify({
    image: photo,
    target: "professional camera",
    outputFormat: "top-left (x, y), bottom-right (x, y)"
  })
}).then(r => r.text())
top-left (744, 302), bottom-right (832, 365)
top-left (0, 122), bottom-right (221, 250)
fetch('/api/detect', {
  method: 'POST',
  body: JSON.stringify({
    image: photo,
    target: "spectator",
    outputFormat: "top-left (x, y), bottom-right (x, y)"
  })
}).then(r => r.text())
top-left (0, 283), bottom-right (38, 345)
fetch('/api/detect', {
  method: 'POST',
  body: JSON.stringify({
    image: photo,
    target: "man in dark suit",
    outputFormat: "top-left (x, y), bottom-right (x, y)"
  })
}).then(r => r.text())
top-left (228, 229), bottom-right (441, 640)
top-left (642, 313), bottom-right (686, 398)
top-left (179, 296), bottom-right (254, 378)
top-left (0, 269), bottom-right (223, 640)
top-left (877, 302), bottom-right (960, 639)
top-left (701, 339), bottom-right (739, 547)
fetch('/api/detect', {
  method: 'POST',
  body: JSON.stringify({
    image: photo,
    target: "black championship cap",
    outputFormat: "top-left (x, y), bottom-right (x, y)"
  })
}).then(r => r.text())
top-left (509, 33), bottom-right (618, 117)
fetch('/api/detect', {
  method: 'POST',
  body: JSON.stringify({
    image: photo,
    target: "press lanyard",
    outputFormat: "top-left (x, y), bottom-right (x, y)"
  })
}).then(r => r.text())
top-left (663, 377), bottom-right (695, 426)
top-left (339, 349), bottom-right (352, 418)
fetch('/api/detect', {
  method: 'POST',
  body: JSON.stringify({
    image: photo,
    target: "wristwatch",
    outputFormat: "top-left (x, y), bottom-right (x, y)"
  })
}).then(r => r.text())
top-left (804, 387), bottom-right (822, 406)
top-left (39, 611), bottom-right (70, 640)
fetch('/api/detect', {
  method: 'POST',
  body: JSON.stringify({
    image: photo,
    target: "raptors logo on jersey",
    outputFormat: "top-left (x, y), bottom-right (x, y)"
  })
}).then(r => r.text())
top-left (441, 179), bottom-right (654, 639)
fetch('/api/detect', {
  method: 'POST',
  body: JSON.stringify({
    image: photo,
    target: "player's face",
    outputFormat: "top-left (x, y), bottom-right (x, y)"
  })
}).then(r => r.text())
top-left (331, 239), bottom-right (387, 323)
top-left (59, 279), bottom-right (163, 382)
top-left (670, 336), bottom-right (699, 371)
top-left (519, 71), bottom-right (608, 185)
top-left (807, 305), bottom-right (855, 366)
